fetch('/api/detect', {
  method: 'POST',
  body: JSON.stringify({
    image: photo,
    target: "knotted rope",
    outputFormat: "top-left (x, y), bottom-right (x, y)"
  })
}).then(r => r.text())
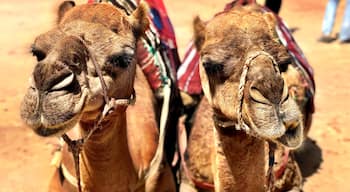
top-left (236, 50), bottom-right (280, 191)
top-left (61, 35), bottom-right (136, 192)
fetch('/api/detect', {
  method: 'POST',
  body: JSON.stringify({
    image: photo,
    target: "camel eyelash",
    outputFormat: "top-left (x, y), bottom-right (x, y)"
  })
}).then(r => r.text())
top-left (31, 46), bottom-right (46, 61)
top-left (202, 61), bottom-right (224, 75)
top-left (107, 53), bottom-right (133, 68)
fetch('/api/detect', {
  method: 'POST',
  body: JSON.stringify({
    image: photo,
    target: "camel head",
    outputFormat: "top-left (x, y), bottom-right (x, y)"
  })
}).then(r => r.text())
top-left (194, 5), bottom-right (303, 148)
top-left (20, 1), bottom-right (149, 136)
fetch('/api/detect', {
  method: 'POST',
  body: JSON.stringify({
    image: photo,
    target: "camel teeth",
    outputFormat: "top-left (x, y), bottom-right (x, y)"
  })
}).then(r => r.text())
top-left (51, 73), bottom-right (74, 91)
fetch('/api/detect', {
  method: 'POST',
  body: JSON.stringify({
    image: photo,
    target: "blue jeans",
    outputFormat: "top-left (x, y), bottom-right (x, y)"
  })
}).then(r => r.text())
top-left (322, 0), bottom-right (350, 41)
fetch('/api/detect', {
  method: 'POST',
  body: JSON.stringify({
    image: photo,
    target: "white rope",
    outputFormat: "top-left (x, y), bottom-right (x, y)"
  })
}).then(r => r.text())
top-left (236, 51), bottom-right (280, 133)
top-left (146, 79), bottom-right (171, 179)
top-left (236, 51), bottom-right (280, 191)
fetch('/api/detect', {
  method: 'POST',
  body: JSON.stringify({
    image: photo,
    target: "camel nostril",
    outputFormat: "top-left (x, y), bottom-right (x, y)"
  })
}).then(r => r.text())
top-left (249, 86), bottom-right (271, 105)
top-left (51, 73), bottom-right (75, 91)
top-left (33, 59), bottom-right (75, 91)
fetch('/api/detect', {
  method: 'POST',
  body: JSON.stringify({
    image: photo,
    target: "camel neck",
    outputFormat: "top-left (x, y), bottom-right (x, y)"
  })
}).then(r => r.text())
top-left (79, 112), bottom-right (137, 192)
top-left (213, 128), bottom-right (266, 191)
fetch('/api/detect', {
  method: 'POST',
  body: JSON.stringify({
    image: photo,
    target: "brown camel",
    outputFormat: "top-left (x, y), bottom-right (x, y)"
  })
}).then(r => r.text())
top-left (180, 4), bottom-right (312, 192)
top-left (20, 1), bottom-right (177, 191)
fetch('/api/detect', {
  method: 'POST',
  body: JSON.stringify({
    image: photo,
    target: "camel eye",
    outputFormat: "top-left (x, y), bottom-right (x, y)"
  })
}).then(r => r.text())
top-left (202, 61), bottom-right (224, 75)
top-left (107, 53), bottom-right (133, 68)
top-left (31, 47), bottom-right (46, 61)
top-left (278, 57), bottom-right (292, 72)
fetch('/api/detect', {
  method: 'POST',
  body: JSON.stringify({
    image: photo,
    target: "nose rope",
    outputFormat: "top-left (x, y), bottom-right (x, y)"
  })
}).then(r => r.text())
top-left (80, 36), bottom-right (110, 105)
top-left (61, 35), bottom-right (135, 192)
top-left (237, 51), bottom-right (280, 132)
top-left (236, 50), bottom-right (280, 192)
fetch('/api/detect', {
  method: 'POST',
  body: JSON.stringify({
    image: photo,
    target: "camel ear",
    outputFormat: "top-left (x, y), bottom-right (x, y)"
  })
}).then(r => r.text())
top-left (57, 1), bottom-right (75, 24)
top-left (193, 16), bottom-right (206, 50)
top-left (262, 12), bottom-right (292, 66)
top-left (129, 2), bottom-right (150, 38)
top-left (263, 12), bottom-right (279, 42)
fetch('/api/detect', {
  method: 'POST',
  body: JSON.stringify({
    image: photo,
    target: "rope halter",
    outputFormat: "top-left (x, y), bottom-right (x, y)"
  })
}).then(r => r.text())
top-left (61, 35), bottom-right (136, 192)
top-left (236, 50), bottom-right (280, 191)
top-left (236, 50), bottom-right (280, 133)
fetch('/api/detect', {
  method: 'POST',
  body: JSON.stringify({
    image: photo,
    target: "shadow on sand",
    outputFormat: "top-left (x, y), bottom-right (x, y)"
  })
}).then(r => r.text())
top-left (294, 137), bottom-right (323, 178)
top-left (289, 27), bottom-right (299, 34)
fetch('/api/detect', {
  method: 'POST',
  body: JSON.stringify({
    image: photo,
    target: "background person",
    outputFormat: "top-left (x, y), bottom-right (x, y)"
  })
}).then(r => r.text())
top-left (318, 0), bottom-right (350, 43)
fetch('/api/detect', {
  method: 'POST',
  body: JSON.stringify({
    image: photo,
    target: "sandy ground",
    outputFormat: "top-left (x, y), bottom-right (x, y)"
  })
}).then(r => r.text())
top-left (0, 0), bottom-right (349, 191)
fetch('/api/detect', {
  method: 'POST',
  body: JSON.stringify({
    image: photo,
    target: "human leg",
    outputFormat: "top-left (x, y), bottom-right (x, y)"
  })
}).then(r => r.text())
top-left (319, 0), bottom-right (340, 42)
top-left (339, 0), bottom-right (350, 42)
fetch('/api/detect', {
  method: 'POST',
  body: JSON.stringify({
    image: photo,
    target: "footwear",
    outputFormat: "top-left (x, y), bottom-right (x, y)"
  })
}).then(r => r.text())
top-left (340, 39), bottom-right (350, 44)
top-left (318, 35), bottom-right (337, 43)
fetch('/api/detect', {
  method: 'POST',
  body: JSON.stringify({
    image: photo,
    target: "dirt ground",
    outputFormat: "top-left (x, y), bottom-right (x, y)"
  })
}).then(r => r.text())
top-left (0, 0), bottom-right (349, 191)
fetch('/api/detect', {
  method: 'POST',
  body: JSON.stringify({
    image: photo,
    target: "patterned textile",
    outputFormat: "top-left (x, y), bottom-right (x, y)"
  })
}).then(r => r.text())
top-left (177, 1), bottom-right (315, 114)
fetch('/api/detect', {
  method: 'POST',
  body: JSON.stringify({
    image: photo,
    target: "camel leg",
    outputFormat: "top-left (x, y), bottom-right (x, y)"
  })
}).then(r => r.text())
top-left (179, 182), bottom-right (198, 192)
top-left (178, 165), bottom-right (199, 192)
top-left (48, 168), bottom-right (77, 192)
top-left (143, 162), bottom-right (176, 192)
top-left (48, 168), bottom-right (65, 192)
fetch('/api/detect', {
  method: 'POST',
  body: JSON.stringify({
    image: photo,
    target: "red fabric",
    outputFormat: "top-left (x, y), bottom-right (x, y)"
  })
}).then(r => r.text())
top-left (144, 0), bottom-right (178, 48)
top-left (144, 0), bottom-right (181, 73)
top-left (177, 42), bottom-right (202, 94)
top-left (141, 0), bottom-right (182, 87)
top-left (276, 17), bottom-right (315, 90)
top-left (136, 42), bottom-right (163, 90)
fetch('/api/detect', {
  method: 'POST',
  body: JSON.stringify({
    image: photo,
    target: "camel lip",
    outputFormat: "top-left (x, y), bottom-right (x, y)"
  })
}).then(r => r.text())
top-left (246, 112), bottom-right (286, 139)
top-left (23, 89), bottom-right (88, 137)
top-left (33, 114), bottom-right (80, 137)
top-left (244, 111), bottom-right (303, 149)
top-left (276, 137), bottom-right (302, 149)
top-left (250, 124), bottom-right (286, 140)
top-left (275, 122), bottom-right (303, 149)
top-left (34, 125), bottom-right (64, 137)
top-left (248, 122), bottom-right (301, 148)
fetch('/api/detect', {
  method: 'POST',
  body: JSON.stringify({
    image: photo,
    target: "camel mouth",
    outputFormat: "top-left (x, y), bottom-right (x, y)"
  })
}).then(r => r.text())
top-left (248, 119), bottom-right (285, 139)
top-left (243, 96), bottom-right (304, 148)
top-left (21, 84), bottom-right (88, 137)
top-left (247, 113), bottom-right (303, 148)
top-left (245, 103), bottom-right (286, 139)
top-left (275, 120), bottom-right (304, 149)
top-left (247, 118), bottom-right (303, 148)
top-left (214, 111), bottom-right (303, 148)
top-left (33, 115), bottom-right (80, 137)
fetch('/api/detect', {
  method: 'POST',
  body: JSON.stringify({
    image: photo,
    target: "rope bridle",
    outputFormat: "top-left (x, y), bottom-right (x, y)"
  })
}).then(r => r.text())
top-left (214, 50), bottom-right (280, 191)
top-left (59, 33), bottom-right (171, 192)
top-left (61, 36), bottom-right (136, 192)
top-left (236, 51), bottom-right (280, 133)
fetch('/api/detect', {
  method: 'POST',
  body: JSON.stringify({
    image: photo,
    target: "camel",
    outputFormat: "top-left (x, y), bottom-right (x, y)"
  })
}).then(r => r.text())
top-left (180, 4), bottom-right (313, 192)
top-left (20, 1), bottom-right (178, 191)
